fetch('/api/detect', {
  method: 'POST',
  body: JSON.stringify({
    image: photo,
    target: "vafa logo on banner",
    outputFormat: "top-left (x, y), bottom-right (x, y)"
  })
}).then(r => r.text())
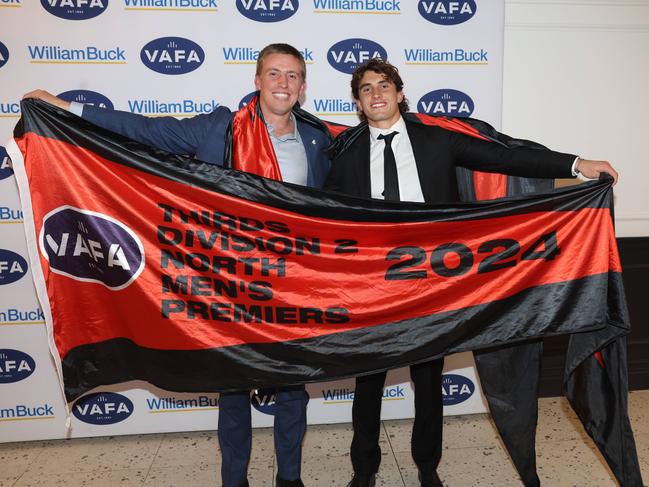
top-left (39, 206), bottom-right (145, 290)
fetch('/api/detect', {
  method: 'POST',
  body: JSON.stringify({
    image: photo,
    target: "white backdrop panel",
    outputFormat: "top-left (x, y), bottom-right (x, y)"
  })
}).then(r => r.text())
top-left (0, 0), bottom-right (500, 442)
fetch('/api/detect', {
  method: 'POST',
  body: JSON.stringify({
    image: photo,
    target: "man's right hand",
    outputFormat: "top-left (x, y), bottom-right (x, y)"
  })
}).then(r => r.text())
top-left (22, 90), bottom-right (71, 111)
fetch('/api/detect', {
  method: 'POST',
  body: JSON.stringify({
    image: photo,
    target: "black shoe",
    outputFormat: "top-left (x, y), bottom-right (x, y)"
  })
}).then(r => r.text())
top-left (418, 470), bottom-right (443, 487)
top-left (276, 475), bottom-right (305, 487)
top-left (346, 473), bottom-right (376, 487)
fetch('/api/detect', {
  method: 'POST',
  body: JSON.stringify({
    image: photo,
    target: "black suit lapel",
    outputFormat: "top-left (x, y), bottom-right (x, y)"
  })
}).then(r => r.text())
top-left (353, 133), bottom-right (372, 198)
top-left (405, 121), bottom-right (436, 203)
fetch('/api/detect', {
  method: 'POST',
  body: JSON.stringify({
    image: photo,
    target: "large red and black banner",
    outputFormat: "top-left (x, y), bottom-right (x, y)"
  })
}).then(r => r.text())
top-left (10, 100), bottom-right (642, 485)
top-left (9, 99), bottom-right (626, 396)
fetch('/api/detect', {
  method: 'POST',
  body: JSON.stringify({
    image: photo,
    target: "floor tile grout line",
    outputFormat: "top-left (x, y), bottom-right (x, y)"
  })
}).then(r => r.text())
top-left (272, 445), bottom-right (277, 487)
top-left (382, 420), bottom-right (407, 487)
top-left (141, 434), bottom-right (165, 486)
top-left (9, 440), bottom-right (51, 487)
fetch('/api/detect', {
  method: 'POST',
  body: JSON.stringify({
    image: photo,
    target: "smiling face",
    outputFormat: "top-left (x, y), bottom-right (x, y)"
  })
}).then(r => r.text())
top-left (355, 70), bottom-right (404, 129)
top-left (254, 52), bottom-right (306, 123)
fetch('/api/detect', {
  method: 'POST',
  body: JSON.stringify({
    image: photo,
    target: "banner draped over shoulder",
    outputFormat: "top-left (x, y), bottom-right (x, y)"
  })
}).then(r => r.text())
top-left (10, 100), bottom-right (642, 486)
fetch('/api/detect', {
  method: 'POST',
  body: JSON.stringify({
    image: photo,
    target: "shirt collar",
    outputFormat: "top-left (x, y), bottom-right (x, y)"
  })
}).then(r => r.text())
top-left (266, 112), bottom-right (299, 141)
top-left (368, 116), bottom-right (406, 143)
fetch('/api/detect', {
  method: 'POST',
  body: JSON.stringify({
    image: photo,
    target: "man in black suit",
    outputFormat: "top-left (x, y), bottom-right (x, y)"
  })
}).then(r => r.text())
top-left (324, 59), bottom-right (618, 487)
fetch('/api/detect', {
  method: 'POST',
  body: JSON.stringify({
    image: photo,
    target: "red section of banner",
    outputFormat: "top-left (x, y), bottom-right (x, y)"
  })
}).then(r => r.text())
top-left (473, 172), bottom-right (507, 200)
top-left (412, 113), bottom-right (507, 199)
top-left (18, 133), bottom-right (620, 358)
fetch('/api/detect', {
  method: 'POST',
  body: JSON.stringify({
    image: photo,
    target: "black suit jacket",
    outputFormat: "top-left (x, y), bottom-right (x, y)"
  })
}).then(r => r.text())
top-left (324, 115), bottom-right (576, 203)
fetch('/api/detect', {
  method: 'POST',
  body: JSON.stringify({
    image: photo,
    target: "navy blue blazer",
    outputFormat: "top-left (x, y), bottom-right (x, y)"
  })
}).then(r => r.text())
top-left (325, 115), bottom-right (576, 203)
top-left (81, 104), bottom-right (332, 188)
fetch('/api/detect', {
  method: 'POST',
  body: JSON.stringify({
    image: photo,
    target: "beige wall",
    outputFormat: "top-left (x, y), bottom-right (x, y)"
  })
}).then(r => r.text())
top-left (502, 0), bottom-right (649, 236)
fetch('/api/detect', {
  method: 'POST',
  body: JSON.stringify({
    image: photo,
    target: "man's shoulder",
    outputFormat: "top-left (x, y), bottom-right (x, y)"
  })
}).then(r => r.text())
top-left (294, 112), bottom-right (335, 140)
top-left (402, 112), bottom-right (444, 133)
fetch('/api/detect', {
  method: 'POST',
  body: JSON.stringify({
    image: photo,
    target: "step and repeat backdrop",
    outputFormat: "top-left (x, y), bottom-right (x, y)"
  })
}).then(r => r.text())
top-left (0, 0), bottom-right (503, 442)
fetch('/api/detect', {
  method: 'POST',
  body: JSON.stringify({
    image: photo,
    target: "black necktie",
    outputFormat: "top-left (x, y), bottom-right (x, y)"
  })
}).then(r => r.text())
top-left (378, 131), bottom-right (399, 201)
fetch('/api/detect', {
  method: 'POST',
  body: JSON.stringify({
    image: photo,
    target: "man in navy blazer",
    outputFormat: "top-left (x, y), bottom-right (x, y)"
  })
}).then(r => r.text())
top-left (25, 43), bottom-right (332, 487)
top-left (325, 59), bottom-right (618, 487)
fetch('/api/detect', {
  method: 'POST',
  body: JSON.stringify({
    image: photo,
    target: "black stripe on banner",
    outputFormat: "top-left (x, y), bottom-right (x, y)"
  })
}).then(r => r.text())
top-left (61, 272), bottom-right (628, 401)
top-left (18, 99), bottom-right (612, 224)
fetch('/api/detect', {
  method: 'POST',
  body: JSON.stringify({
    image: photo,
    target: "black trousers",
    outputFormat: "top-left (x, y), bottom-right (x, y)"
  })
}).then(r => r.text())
top-left (350, 358), bottom-right (444, 475)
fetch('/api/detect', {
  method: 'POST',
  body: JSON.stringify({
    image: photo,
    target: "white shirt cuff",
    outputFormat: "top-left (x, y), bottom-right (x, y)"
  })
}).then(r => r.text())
top-left (572, 157), bottom-right (595, 181)
top-left (571, 157), bottom-right (579, 176)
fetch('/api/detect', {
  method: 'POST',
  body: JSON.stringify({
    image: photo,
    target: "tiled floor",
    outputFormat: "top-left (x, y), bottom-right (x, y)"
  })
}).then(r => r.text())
top-left (2, 391), bottom-right (649, 486)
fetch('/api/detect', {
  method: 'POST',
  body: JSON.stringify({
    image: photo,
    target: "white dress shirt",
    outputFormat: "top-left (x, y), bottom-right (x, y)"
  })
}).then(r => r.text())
top-left (369, 116), bottom-right (424, 202)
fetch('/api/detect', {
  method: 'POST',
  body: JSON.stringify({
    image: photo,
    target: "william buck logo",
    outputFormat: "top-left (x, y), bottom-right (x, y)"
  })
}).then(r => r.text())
top-left (236, 0), bottom-right (298, 22)
top-left (57, 89), bottom-right (114, 109)
top-left (41, 0), bottom-right (109, 20)
top-left (418, 89), bottom-right (474, 117)
top-left (0, 349), bottom-right (36, 383)
top-left (0, 249), bottom-right (28, 285)
top-left (0, 41), bottom-right (9, 69)
top-left (441, 374), bottom-right (475, 406)
top-left (418, 0), bottom-right (476, 25)
top-left (141, 37), bottom-right (204, 75)
top-left (39, 206), bottom-right (145, 290)
top-left (72, 392), bottom-right (134, 425)
top-left (327, 38), bottom-right (387, 74)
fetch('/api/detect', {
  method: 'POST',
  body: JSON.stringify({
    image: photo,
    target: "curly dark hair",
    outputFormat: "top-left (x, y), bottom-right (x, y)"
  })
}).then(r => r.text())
top-left (351, 59), bottom-right (409, 121)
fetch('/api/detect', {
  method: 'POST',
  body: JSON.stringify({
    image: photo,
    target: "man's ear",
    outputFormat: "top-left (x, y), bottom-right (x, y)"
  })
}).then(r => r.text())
top-left (397, 91), bottom-right (405, 103)
top-left (298, 80), bottom-right (307, 106)
top-left (254, 75), bottom-right (261, 91)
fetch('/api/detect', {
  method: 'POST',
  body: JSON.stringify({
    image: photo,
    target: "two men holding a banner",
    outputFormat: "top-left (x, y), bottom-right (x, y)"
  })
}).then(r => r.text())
top-left (24, 51), bottom-right (621, 487)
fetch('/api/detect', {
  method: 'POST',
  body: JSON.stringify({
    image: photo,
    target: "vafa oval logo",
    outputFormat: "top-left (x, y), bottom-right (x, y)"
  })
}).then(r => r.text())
top-left (39, 206), bottom-right (145, 290)
top-left (0, 146), bottom-right (13, 181)
top-left (236, 0), bottom-right (298, 23)
top-left (141, 37), bottom-right (204, 75)
top-left (0, 249), bottom-right (28, 285)
top-left (327, 38), bottom-right (387, 74)
top-left (251, 388), bottom-right (277, 415)
top-left (0, 349), bottom-right (36, 384)
top-left (58, 90), bottom-right (114, 109)
top-left (41, 0), bottom-right (109, 20)
top-left (72, 392), bottom-right (134, 425)
top-left (442, 374), bottom-right (475, 406)
top-left (418, 0), bottom-right (476, 25)
top-left (0, 42), bottom-right (9, 69)
top-left (418, 89), bottom-right (474, 118)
